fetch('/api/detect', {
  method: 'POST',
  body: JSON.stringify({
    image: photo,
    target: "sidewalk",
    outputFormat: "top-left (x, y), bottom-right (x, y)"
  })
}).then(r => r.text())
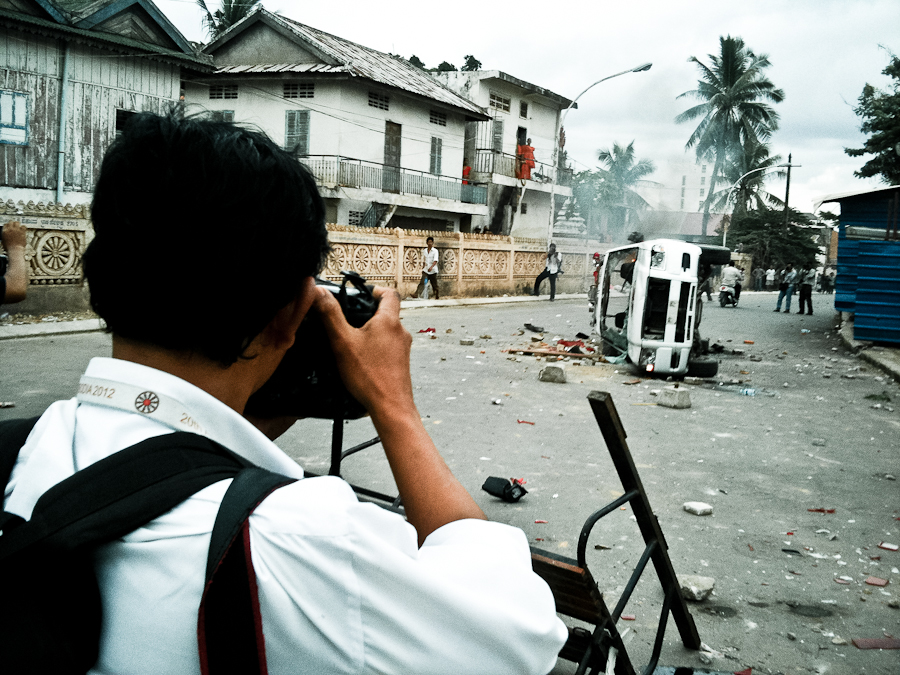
top-left (0, 294), bottom-right (587, 341)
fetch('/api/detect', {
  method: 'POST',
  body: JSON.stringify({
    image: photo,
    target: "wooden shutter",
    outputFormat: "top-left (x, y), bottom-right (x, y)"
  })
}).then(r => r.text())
top-left (285, 109), bottom-right (309, 155)
top-left (430, 137), bottom-right (442, 175)
top-left (491, 119), bottom-right (503, 152)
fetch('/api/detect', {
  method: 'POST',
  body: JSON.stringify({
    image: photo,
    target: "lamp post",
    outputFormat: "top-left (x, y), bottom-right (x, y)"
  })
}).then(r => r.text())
top-left (723, 162), bottom-right (801, 248)
top-left (547, 63), bottom-right (652, 244)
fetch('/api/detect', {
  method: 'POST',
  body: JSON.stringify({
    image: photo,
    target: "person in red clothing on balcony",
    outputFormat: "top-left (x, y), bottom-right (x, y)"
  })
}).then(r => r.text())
top-left (462, 160), bottom-right (471, 184)
top-left (515, 139), bottom-right (536, 180)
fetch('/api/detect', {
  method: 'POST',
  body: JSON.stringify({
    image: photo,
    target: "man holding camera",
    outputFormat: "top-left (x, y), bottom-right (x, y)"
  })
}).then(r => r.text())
top-left (2, 113), bottom-right (565, 673)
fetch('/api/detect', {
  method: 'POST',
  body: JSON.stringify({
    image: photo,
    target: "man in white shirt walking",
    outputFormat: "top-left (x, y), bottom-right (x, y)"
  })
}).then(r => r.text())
top-left (533, 242), bottom-right (563, 301)
top-left (3, 113), bottom-right (566, 674)
top-left (414, 236), bottom-right (440, 300)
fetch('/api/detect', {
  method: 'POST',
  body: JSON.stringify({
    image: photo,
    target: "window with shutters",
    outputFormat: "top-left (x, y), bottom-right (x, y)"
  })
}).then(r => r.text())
top-left (429, 110), bottom-right (446, 126)
top-left (491, 119), bottom-right (503, 152)
top-left (430, 137), bottom-right (442, 175)
top-left (349, 210), bottom-right (364, 226)
top-left (368, 92), bottom-right (389, 110)
top-left (284, 83), bottom-right (314, 99)
top-left (699, 188), bottom-right (705, 197)
top-left (519, 102), bottom-right (528, 118)
top-left (285, 109), bottom-right (310, 155)
top-left (700, 176), bottom-right (705, 185)
top-left (489, 91), bottom-right (510, 113)
top-left (207, 110), bottom-right (234, 123)
top-left (114, 109), bottom-right (136, 139)
top-left (0, 90), bottom-right (28, 145)
top-left (209, 85), bottom-right (238, 99)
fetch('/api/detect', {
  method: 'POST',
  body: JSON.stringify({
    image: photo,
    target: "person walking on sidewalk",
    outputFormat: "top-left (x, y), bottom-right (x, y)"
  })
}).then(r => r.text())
top-left (774, 264), bottom-right (797, 312)
top-left (752, 266), bottom-right (765, 291)
top-left (414, 237), bottom-right (440, 300)
top-left (765, 267), bottom-right (775, 291)
top-left (533, 243), bottom-right (563, 301)
top-left (797, 266), bottom-right (816, 315)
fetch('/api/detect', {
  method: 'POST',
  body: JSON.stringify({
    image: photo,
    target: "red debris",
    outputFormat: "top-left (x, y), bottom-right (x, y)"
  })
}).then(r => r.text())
top-left (743, 340), bottom-right (755, 344)
top-left (623, 379), bottom-right (642, 385)
top-left (534, 538), bottom-right (544, 542)
top-left (512, 478), bottom-right (527, 486)
top-left (534, 520), bottom-right (548, 524)
top-left (834, 578), bottom-right (851, 585)
top-left (786, 531), bottom-right (794, 535)
top-left (748, 544), bottom-right (754, 551)
top-left (620, 614), bottom-right (636, 621)
top-left (865, 576), bottom-right (889, 587)
top-left (807, 508), bottom-right (836, 513)
top-left (517, 419), bottom-right (535, 425)
top-left (734, 669), bottom-right (752, 675)
top-left (852, 638), bottom-right (900, 650)
top-left (878, 542), bottom-right (899, 551)
top-left (417, 327), bottom-right (436, 333)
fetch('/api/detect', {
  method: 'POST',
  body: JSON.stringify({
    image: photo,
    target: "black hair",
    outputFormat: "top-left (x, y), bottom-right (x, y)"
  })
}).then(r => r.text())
top-left (84, 111), bottom-right (330, 366)
top-left (426, 236), bottom-right (434, 243)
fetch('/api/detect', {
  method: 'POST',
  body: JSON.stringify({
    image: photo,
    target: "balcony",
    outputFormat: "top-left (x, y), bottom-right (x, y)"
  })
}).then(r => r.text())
top-left (473, 149), bottom-right (573, 187)
top-left (301, 156), bottom-right (487, 205)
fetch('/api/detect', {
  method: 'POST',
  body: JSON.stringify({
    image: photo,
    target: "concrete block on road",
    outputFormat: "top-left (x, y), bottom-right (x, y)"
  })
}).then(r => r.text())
top-left (683, 501), bottom-right (713, 516)
top-left (538, 363), bottom-right (567, 383)
top-left (658, 385), bottom-right (691, 409)
top-left (678, 574), bottom-right (716, 601)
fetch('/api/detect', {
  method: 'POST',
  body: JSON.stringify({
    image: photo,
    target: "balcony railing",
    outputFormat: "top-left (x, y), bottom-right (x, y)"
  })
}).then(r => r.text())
top-left (473, 149), bottom-right (573, 187)
top-left (301, 156), bottom-right (487, 205)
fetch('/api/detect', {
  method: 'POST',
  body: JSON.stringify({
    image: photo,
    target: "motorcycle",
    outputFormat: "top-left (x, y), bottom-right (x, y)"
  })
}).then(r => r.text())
top-left (719, 283), bottom-right (738, 307)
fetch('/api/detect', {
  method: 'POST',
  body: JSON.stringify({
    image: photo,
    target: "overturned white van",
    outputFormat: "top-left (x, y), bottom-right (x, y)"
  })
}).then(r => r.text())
top-left (592, 239), bottom-right (731, 377)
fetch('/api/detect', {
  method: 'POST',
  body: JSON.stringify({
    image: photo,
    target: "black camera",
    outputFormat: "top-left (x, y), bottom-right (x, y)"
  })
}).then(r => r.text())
top-left (244, 271), bottom-right (378, 420)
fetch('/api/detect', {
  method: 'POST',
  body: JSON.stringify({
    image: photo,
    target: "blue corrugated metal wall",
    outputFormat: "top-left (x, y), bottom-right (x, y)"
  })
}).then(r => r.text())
top-left (854, 240), bottom-right (900, 343)
top-left (835, 193), bottom-right (900, 344)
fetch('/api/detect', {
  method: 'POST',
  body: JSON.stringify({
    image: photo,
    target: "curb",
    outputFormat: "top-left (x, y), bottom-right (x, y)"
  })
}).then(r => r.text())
top-left (0, 295), bottom-right (590, 340)
top-left (837, 318), bottom-right (900, 382)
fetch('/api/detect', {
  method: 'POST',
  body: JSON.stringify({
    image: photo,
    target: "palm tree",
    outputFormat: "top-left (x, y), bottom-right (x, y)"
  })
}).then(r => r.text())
top-left (675, 35), bottom-right (785, 234)
top-left (707, 141), bottom-right (786, 215)
top-left (196, 0), bottom-right (260, 40)
top-left (594, 141), bottom-right (656, 240)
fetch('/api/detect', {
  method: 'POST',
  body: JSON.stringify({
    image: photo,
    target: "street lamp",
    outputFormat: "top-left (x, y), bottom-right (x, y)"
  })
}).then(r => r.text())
top-left (723, 162), bottom-right (801, 248)
top-left (547, 63), bottom-right (652, 243)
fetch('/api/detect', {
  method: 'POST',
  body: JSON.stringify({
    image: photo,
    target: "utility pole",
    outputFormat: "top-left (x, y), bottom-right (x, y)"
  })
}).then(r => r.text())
top-left (783, 153), bottom-right (792, 226)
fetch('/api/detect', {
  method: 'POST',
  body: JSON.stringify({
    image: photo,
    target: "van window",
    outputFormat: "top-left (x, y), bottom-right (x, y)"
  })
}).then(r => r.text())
top-left (642, 278), bottom-right (670, 339)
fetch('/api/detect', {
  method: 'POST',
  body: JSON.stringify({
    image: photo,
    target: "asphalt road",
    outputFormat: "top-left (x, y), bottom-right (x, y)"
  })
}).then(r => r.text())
top-left (1, 291), bottom-right (897, 675)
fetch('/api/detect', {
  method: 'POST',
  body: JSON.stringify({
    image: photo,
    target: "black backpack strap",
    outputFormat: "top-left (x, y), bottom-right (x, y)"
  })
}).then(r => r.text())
top-left (199, 467), bottom-right (297, 675)
top-left (0, 431), bottom-right (251, 559)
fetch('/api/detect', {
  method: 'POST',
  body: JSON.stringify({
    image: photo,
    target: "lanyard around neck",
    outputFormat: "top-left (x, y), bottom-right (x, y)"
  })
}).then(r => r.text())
top-left (77, 375), bottom-right (210, 437)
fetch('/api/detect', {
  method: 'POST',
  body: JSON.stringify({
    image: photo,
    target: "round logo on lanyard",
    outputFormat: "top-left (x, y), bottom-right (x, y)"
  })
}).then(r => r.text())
top-left (135, 391), bottom-right (160, 414)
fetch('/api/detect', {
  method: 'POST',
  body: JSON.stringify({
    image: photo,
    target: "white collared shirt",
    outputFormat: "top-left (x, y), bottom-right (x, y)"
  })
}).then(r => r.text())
top-left (5, 358), bottom-right (566, 675)
top-left (422, 246), bottom-right (439, 273)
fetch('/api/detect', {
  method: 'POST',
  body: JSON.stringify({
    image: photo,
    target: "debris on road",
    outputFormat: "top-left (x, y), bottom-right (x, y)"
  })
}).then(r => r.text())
top-left (524, 323), bottom-right (544, 333)
top-left (539, 363), bottom-right (567, 383)
top-left (865, 576), bottom-right (889, 587)
top-left (683, 501), bottom-right (713, 516)
top-left (417, 327), bottom-right (436, 334)
top-left (851, 637), bottom-right (900, 649)
top-left (481, 476), bottom-right (528, 503)
top-left (0, 402), bottom-right (15, 408)
top-left (658, 384), bottom-right (691, 409)
top-left (811, 438), bottom-right (826, 447)
top-left (878, 542), bottom-right (898, 551)
top-left (459, 337), bottom-right (475, 346)
top-left (808, 508), bottom-right (836, 513)
top-left (517, 419), bottom-right (535, 425)
top-left (678, 574), bottom-right (715, 601)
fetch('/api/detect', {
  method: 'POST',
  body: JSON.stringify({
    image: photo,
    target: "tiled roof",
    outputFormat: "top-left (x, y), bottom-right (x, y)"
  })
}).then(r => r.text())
top-left (216, 63), bottom-right (348, 75)
top-left (207, 9), bottom-right (489, 119)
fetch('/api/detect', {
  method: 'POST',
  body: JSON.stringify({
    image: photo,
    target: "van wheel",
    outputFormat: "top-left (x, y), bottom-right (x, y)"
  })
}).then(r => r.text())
top-left (687, 357), bottom-right (718, 378)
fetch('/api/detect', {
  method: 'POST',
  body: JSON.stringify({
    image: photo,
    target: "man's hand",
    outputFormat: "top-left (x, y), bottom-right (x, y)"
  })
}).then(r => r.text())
top-left (1, 220), bottom-right (26, 251)
top-left (314, 284), bottom-right (486, 544)
top-left (314, 286), bottom-right (414, 420)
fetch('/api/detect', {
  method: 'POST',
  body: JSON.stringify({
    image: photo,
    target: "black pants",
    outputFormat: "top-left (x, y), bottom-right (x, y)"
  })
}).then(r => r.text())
top-left (415, 273), bottom-right (439, 299)
top-left (534, 270), bottom-right (558, 300)
top-left (798, 284), bottom-right (813, 314)
top-left (734, 282), bottom-right (742, 301)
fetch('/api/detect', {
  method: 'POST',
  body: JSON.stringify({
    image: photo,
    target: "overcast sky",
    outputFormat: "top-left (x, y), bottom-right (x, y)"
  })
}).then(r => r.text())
top-left (159, 0), bottom-right (898, 214)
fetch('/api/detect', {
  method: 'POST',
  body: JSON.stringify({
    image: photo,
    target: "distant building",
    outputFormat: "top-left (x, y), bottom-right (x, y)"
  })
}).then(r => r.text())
top-left (634, 160), bottom-right (712, 214)
top-left (184, 8), bottom-right (491, 232)
top-left (432, 70), bottom-right (574, 239)
top-left (0, 0), bottom-right (211, 206)
top-left (817, 185), bottom-right (900, 345)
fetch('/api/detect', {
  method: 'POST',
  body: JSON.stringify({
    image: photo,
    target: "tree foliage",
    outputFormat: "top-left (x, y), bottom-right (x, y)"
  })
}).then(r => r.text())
top-left (461, 55), bottom-right (482, 71)
top-left (408, 55), bottom-right (426, 69)
top-left (728, 206), bottom-right (820, 270)
top-left (573, 141), bottom-right (655, 241)
top-left (844, 53), bottom-right (900, 184)
top-left (196, 0), bottom-right (260, 39)
top-left (436, 61), bottom-right (457, 72)
top-left (676, 36), bottom-right (784, 233)
top-left (707, 142), bottom-right (786, 214)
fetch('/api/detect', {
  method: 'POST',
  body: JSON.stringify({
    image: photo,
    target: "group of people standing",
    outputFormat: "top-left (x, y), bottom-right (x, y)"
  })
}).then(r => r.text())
top-left (773, 264), bottom-right (818, 314)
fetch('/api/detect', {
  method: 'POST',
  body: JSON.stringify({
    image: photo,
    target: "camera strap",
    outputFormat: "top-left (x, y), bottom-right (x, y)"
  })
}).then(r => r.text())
top-left (77, 375), bottom-right (211, 438)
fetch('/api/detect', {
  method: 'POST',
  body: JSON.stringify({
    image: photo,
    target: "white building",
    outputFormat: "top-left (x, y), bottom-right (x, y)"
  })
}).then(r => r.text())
top-left (0, 0), bottom-right (211, 206)
top-left (634, 160), bottom-right (712, 214)
top-left (433, 70), bottom-right (574, 239)
top-left (184, 8), bottom-right (491, 232)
